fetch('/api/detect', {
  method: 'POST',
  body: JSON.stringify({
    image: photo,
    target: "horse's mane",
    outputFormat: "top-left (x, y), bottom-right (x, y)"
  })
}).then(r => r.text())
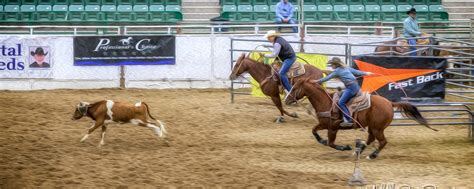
top-left (238, 53), bottom-right (272, 69)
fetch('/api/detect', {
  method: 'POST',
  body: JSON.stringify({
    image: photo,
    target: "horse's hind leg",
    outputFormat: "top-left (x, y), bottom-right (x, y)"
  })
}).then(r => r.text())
top-left (327, 129), bottom-right (352, 151)
top-left (312, 123), bottom-right (327, 145)
top-left (367, 129), bottom-right (387, 160)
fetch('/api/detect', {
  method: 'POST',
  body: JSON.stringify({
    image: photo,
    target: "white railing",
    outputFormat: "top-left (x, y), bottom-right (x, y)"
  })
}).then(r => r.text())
top-left (305, 25), bottom-right (395, 38)
top-left (123, 24), bottom-right (300, 35)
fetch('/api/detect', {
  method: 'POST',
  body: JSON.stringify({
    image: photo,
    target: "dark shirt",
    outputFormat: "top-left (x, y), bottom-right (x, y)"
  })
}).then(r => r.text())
top-left (30, 62), bottom-right (51, 68)
top-left (274, 36), bottom-right (295, 61)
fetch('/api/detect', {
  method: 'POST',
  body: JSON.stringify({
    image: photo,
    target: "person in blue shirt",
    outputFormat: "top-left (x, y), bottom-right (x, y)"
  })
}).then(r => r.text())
top-left (262, 30), bottom-right (296, 99)
top-left (403, 8), bottom-right (422, 56)
top-left (315, 57), bottom-right (372, 127)
top-left (275, 0), bottom-right (297, 33)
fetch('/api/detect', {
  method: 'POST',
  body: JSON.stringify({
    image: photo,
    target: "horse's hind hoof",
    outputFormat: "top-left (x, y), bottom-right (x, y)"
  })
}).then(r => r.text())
top-left (318, 139), bottom-right (328, 145)
top-left (336, 145), bottom-right (352, 151)
top-left (343, 145), bottom-right (352, 151)
top-left (290, 112), bottom-right (298, 118)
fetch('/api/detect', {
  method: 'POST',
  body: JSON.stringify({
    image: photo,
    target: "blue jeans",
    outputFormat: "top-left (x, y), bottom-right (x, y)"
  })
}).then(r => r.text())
top-left (280, 55), bottom-right (296, 91)
top-left (275, 17), bottom-right (298, 33)
top-left (408, 39), bottom-right (417, 56)
top-left (338, 83), bottom-right (360, 122)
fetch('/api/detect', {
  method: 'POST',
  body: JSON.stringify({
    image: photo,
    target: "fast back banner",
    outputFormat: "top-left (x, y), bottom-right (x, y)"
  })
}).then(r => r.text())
top-left (0, 36), bottom-right (62, 78)
top-left (74, 36), bottom-right (175, 66)
top-left (352, 56), bottom-right (447, 103)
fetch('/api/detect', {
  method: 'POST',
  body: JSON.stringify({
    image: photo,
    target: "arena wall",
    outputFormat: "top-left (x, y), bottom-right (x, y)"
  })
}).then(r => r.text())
top-left (0, 35), bottom-right (390, 90)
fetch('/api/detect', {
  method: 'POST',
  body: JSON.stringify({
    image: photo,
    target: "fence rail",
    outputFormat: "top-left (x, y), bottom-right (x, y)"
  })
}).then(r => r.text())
top-left (305, 25), bottom-right (395, 38)
top-left (0, 19), bottom-right (471, 39)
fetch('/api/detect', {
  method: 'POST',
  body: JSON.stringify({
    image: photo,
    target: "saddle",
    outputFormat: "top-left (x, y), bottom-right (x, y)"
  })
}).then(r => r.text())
top-left (271, 60), bottom-right (306, 79)
top-left (395, 33), bottom-right (433, 55)
top-left (317, 91), bottom-right (371, 120)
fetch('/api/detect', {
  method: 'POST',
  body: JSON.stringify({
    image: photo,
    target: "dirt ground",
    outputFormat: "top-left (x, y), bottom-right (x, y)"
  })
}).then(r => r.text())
top-left (0, 89), bottom-right (473, 188)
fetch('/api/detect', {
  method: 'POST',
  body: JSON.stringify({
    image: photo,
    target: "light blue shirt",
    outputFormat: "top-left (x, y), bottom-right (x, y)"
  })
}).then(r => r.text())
top-left (276, 1), bottom-right (293, 20)
top-left (403, 17), bottom-right (422, 38)
top-left (319, 67), bottom-right (368, 86)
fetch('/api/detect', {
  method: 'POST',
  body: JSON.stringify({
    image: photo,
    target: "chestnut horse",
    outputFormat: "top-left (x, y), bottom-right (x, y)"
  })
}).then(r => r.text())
top-left (374, 38), bottom-right (440, 56)
top-left (229, 53), bottom-right (324, 123)
top-left (285, 78), bottom-right (438, 159)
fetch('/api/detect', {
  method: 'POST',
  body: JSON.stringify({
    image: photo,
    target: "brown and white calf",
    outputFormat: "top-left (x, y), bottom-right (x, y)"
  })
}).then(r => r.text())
top-left (72, 100), bottom-right (168, 147)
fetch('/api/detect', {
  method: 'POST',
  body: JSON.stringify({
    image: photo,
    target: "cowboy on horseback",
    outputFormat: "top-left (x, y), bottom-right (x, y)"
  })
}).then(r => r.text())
top-left (262, 30), bottom-right (296, 100)
top-left (315, 57), bottom-right (371, 127)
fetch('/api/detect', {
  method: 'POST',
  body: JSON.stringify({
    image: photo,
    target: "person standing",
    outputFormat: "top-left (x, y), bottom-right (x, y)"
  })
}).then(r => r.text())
top-left (275, 0), bottom-right (297, 33)
top-left (403, 8), bottom-right (422, 56)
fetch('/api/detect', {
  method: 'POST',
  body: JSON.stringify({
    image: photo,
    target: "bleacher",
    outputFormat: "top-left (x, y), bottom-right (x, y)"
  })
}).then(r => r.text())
top-left (0, 0), bottom-right (183, 24)
top-left (220, 0), bottom-right (449, 22)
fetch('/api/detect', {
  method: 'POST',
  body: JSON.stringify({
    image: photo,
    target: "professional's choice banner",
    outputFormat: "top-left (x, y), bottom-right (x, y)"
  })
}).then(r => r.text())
top-left (352, 56), bottom-right (447, 102)
top-left (0, 36), bottom-right (62, 78)
top-left (74, 36), bottom-right (175, 66)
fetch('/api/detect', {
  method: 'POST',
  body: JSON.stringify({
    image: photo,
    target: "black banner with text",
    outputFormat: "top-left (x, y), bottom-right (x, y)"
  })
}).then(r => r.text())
top-left (352, 56), bottom-right (447, 103)
top-left (74, 36), bottom-right (175, 66)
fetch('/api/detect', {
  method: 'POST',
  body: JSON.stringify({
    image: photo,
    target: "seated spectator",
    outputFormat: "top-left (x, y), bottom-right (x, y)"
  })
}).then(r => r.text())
top-left (275, 0), bottom-right (297, 33)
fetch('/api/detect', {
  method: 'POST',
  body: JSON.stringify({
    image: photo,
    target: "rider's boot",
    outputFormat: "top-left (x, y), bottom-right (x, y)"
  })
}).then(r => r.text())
top-left (339, 117), bottom-right (354, 127)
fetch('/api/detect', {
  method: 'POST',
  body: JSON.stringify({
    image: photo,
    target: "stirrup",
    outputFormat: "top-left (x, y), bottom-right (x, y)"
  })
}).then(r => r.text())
top-left (339, 121), bottom-right (353, 127)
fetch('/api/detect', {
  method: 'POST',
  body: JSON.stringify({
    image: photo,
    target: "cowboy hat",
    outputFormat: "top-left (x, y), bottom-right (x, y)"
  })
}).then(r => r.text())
top-left (406, 8), bottom-right (417, 14)
top-left (264, 30), bottom-right (280, 38)
top-left (30, 47), bottom-right (48, 56)
top-left (328, 57), bottom-right (347, 67)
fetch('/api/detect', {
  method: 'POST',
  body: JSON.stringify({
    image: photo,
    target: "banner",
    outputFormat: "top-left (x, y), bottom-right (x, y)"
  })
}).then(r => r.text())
top-left (74, 36), bottom-right (175, 66)
top-left (0, 36), bottom-right (60, 78)
top-left (352, 56), bottom-right (447, 103)
top-left (248, 52), bottom-right (328, 97)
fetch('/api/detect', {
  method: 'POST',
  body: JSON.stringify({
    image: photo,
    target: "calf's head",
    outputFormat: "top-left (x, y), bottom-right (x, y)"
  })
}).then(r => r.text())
top-left (72, 102), bottom-right (90, 120)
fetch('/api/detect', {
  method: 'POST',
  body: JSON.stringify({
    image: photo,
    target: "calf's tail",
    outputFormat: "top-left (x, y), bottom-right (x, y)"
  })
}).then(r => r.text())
top-left (143, 102), bottom-right (167, 137)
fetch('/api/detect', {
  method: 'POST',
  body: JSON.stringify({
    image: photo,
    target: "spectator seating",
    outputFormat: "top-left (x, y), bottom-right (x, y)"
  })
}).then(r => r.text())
top-left (0, 0), bottom-right (183, 23)
top-left (220, 0), bottom-right (448, 22)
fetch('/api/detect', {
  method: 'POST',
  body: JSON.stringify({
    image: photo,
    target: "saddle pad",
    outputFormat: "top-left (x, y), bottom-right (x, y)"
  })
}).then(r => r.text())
top-left (331, 91), bottom-right (371, 117)
top-left (287, 62), bottom-right (306, 78)
top-left (272, 61), bottom-right (306, 78)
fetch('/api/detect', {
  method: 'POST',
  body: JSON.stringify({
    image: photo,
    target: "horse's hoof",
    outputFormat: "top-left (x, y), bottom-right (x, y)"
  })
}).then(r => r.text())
top-left (366, 156), bottom-right (372, 160)
top-left (318, 139), bottom-right (328, 145)
top-left (369, 154), bottom-right (378, 159)
top-left (275, 117), bottom-right (285, 123)
top-left (343, 145), bottom-right (353, 151)
top-left (290, 112), bottom-right (298, 118)
top-left (335, 145), bottom-right (352, 151)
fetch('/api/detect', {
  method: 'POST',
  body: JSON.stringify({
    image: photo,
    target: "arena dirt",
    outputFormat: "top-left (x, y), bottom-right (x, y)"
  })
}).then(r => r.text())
top-left (0, 89), bottom-right (473, 188)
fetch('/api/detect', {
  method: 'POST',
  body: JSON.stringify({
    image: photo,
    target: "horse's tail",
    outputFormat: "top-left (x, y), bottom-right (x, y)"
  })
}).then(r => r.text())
top-left (392, 102), bottom-right (438, 131)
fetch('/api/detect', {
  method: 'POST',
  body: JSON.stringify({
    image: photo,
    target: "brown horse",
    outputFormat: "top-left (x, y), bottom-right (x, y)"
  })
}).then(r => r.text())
top-left (374, 38), bottom-right (440, 56)
top-left (229, 53), bottom-right (324, 123)
top-left (285, 78), bottom-right (438, 159)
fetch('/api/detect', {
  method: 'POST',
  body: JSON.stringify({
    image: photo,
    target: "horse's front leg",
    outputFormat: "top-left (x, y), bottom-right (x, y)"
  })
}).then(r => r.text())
top-left (327, 128), bottom-right (352, 151)
top-left (270, 96), bottom-right (297, 123)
